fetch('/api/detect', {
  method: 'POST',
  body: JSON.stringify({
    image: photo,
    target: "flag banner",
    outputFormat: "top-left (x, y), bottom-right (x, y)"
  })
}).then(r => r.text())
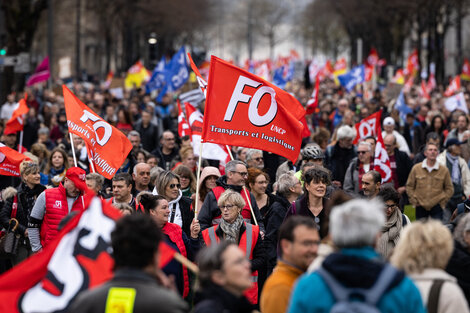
top-left (0, 143), bottom-right (30, 176)
top-left (188, 53), bottom-right (208, 97)
top-left (462, 58), bottom-right (470, 81)
top-left (392, 69), bottom-right (405, 85)
top-left (124, 61), bottom-right (150, 89)
top-left (26, 57), bottom-right (50, 86)
top-left (366, 48), bottom-right (379, 66)
top-left (353, 111), bottom-right (382, 144)
top-left (177, 100), bottom-right (192, 138)
top-left (63, 86), bottom-right (133, 179)
top-left (103, 71), bottom-right (114, 89)
top-left (427, 72), bottom-right (436, 92)
top-left (179, 89), bottom-right (205, 107)
top-left (394, 90), bottom-right (412, 121)
top-left (202, 56), bottom-right (305, 163)
top-left (404, 49), bottom-right (419, 77)
top-left (445, 92), bottom-right (468, 114)
top-left (146, 57), bottom-right (167, 93)
top-left (374, 130), bottom-right (392, 183)
top-left (4, 96), bottom-right (29, 135)
top-left (420, 81), bottom-right (431, 100)
top-left (444, 76), bottom-right (461, 97)
top-left (185, 101), bottom-right (229, 162)
top-left (300, 115), bottom-right (311, 138)
top-left (365, 65), bottom-right (374, 82)
top-left (157, 46), bottom-right (189, 101)
top-left (306, 74), bottom-right (320, 114)
top-left (338, 65), bottom-right (365, 92)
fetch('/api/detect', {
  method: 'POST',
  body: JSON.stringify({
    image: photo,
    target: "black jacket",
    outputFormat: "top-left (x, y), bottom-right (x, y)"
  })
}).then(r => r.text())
top-left (0, 183), bottom-right (46, 237)
top-left (193, 282), bottom-right (254, 313)
top-left (390, 148), bottom-right (413, 187)
top-left (198, 176), bottom-right (265, 233)
top-left (134, 121), bottom-right (160, 153)
top-left (325, 143), bottom-right (357, 184)
top-left (446, 240), bottom-right (470, 304)
top-left (68, 269), bottom-right (188, 313)
top-left (178, 195), bottom-right (194, 238)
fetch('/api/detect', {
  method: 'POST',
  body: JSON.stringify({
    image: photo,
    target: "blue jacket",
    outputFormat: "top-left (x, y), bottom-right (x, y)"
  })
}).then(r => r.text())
top-left (288, 247), bottom-right (425, 313)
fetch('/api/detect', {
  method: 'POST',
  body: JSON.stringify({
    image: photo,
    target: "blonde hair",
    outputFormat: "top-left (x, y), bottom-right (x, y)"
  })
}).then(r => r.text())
top-left (217, 189), bottom-right (245, 210)
top-left (391, 220), bottom-right (453, 274)
top-left (20, 160), bottom-right (39, 177)
top-left (179, 145), bottom-right (194, 160)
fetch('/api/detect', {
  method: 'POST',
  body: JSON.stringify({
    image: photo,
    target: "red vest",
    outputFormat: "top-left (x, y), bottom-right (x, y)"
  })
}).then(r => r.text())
top-left (41, 184), bottom-right (84, 248)
top-left (202, 222), bottom-right (260, 304)
top-left (212, 186), bottom-right (252, 226)
top-left (162, 222), bottom-right (190, 299)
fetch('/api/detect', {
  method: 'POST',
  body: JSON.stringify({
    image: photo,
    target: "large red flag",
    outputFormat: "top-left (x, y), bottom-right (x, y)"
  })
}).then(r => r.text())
top-left (0, 143), bottom-right (30, 176)
top-left (203, 56), bottom-right (305, 163)
top-left (374, 130), bottom-right (392, 183)
top-left (4, 96), bottom-right (29, 135)
top-left (63, 86), bottom-right (133, 179)
top-left (420, 81), bottom-right (431, 100)
top-left (353, 111), bottom-right (382, 144)
top-left (444, 76), bottom-right (461, 97)
top-left (177, 100), bottom-right (192, 137)
top-left (188, 53), bottom-right (208, 97)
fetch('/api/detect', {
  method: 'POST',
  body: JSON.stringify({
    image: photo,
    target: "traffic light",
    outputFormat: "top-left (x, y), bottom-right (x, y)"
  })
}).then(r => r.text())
top-left (0, 47), bottom-right (6, 56)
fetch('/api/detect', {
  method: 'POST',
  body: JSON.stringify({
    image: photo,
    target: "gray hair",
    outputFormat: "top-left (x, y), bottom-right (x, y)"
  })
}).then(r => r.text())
top-left (330, 198), bottom-right (385, 248)
top-left (245, 149), bottom-right (262, 161)
top-left (454, 214), bottom-right (470, 248)
top-left (358, 141), bottom-right (372, 152)
top-left (197, 241), bottom-right (237, 288)
top-left (150, 166), bottom-right (165, 186)
top-left (336, 125), bottom-right (356, 140)
top-left (86, 173), bottom-right (105, 189)
top-left (128, 130), bottom-right (140, 139)
top-left (38, 127), bottom-right (50, 135)
top-left (225, 160), bottom-right (246, 173)
top-left (133, 162), bottom-right (151, 175)
top-left (277, 172), bottom-right (298, 197)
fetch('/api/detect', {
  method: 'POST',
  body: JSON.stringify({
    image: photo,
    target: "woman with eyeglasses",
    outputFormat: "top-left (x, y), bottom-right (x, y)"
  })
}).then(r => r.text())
top-left (138, 192), bottom-right (200, 300)
top-left (0, 161), bottom-right (46, 265)
top-left (284, 167), bottom-right (331, 239)
top-left (201, 189), bottom-right (264, 306)
top-left (376, 186), bottom-right (410, 259)
top-left (153, 170), bottom-right (194, 238)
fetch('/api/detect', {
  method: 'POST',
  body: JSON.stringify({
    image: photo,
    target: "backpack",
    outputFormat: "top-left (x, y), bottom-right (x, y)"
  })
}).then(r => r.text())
top-left (317, 263), bottom-right (397, 313)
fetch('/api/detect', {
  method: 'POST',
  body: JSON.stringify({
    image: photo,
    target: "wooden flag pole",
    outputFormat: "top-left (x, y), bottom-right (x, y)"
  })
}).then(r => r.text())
top-left (174, 252), bottom-right (199, 274)
top-left (18, 131), bottom-right (24, 153)
top-left (194, 140), bottom-right (204, 218)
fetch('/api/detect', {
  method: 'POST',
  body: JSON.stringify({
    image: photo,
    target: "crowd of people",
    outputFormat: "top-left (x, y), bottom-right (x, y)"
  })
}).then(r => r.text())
top-left (1, 75), bottom-right (470, 313)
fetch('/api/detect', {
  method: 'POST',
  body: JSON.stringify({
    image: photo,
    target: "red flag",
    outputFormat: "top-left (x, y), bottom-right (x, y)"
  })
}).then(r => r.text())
top-left (103, 70), bottom-right (114, 88)
top-left (353, 111), bottom-right (382, 144)
top-left (188, 53), bottom-right (208, 97)
top-left (462, 58), bottom-right (470, 81)
top-left (159, 242), bottom-right (176, 268)
top-left (300, 116), bottom-right (311, 138)
top-left (420, 81), bottom-right (431, 100)
top-left (365, 64), bottom-right (374, 82)
top-left (374, 130), bottom-right (392, 183)
top-left (177, 100), bottom-right (192, 138)
top-left (4, 96), bottom-right (29, 135)
top-left (444, 76), bottom-right (461, 97)
top-left (404, 49), bottom-right (419, 77)
top-left (0, 195), bottom-right (119, 313)
top-left (0, 143), bottom-right (30, 176)
top-left (63, 85), bottom-right (133, 179)
top-left (366, 48), bottom-right (379, 66)
top-left (26, 57), bottom-right (50, 86)
top-left (427, 72), bottom-right (436, 92)
top-left (306, 74), bottom-right (320, 114)
top-left (203, 56), bottom-right (305, 163)
top-left (403, 76), bottom-right (414, 93)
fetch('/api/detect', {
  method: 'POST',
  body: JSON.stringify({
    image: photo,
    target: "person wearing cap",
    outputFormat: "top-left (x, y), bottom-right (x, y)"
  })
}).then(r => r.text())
top-left (437, 137), bottom-right (470, 223)
top-left (382, 116), bottom-right (411, 156)
top-left (325, 125), bottom-right (357, 188)
top-left (27, 167), bottom-right (89, 252)
top-left (406, 143), bottom-right (454, 221)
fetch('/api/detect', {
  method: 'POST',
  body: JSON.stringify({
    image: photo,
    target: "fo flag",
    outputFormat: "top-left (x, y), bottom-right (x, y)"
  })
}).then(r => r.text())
top-left (203, 56), bottom-right (305, 163)
top-left (0, 143), bottom-right (30, 176)
top-left (63, 86), bottom-right (133, 179)
top-left (4, 95), bottom-right (29, 135)
top-left (353, 111), bottom-right (382, 144)
top-left (374, 130), bottom-right (392, 183)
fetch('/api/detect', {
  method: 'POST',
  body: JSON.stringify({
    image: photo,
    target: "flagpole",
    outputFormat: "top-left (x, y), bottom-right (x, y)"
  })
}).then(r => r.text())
top-left (87, 146), bottom-right (96, 173)
top-left (18, 131), bottom-right (23, 153)
top-left (194, 140), bottom-right (204, 218)
top-left (226, 145), bottom-right (258, 226)
top-left (69, 133), bottom-right (78, 167)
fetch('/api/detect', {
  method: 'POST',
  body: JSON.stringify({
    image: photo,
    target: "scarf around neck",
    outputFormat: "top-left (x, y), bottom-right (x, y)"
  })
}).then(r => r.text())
top-left (446, 153), bottom-right (461, 184)
top-left (220, 215), bottom-right (244, 243)
top-left (377, 208), bottom-right (402, 259)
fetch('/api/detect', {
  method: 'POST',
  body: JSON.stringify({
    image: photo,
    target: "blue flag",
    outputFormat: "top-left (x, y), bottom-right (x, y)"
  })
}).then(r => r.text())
top-left (338, 65), bottom-right (365, 92)
top-left (156, 46), bottom-right (189, 101)
top-left (146, 57), bottom-right (167, 93)
top-left (394, 89), bottom-right (412, 121)
top-left (273, 67), bottom-right (287, 88)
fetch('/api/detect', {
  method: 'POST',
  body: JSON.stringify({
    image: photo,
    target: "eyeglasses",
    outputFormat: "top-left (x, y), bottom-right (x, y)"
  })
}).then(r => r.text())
top-left (232, 171), bottom-right (248, 177)
top-left (357, 151), bottom-right (368, 154)
top-left (169, 183), bottom-right (181, 189)
top-left (385, 204), bottom-right (397, 209)
top-left (219, 204), bottom-right (236, 211)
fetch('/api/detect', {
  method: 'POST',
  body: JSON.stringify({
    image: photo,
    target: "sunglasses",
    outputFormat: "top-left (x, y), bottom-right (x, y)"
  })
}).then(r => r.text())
top-left (254, 157), bottom-right (264, 162)
top-left (169, 183), bottom-right (181, 189)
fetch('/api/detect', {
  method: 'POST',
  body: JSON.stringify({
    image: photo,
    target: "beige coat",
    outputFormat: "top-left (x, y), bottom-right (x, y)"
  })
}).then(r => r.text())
top-left (410, 268), bottom-right (470, 313)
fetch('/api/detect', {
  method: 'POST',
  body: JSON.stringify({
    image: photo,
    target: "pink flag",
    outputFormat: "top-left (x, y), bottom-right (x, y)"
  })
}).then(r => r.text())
top-left (26, 57), bottom-right (50, 86)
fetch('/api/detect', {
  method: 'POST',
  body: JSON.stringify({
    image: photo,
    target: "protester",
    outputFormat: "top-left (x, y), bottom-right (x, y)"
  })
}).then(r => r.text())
top-left (383, 116), bottom-right (411, 156)
top-left (132, 162), bottom-right (152, 197)
top-left (284, 167), bottom-right (330, 239)
top-left (343, 141), bottom-right (374, 196)
top-left (196, 166), bottom-right (221, 212)
top-left (138, 192), bottom-right (200, 300)
top-left (193, 242), bottom-right (255, 313)
top-left (153, 170), bottom-right (193, 237)
top-left (361, 170), bottom-right (382, 199)
top-left (288, 198), bottom-right (425, 313)
top-left (260, 216), bottom-right (319, 313)
top-left (44, 147), bottom-right (69, 187)
top-left (110, 172), bottom-right (143, 211)
top-left (0, 161), bottom-right (46, 264)
top-left (85, 173), bottom-right (107, 199)
top-left (28, 167), bottom-right (88, 252)
top-left (245, 149), bottom-right (264, 170)
top-left (68, 214), bottom-right (188, 313)
top-left (391, 220), bottom-right (469, 313)
top-left (154, 130), bottom-right (179, 170)
top-left (173, 165), bottom-right (197, 198)
top-left (201, 189), bottom-right (264, 305)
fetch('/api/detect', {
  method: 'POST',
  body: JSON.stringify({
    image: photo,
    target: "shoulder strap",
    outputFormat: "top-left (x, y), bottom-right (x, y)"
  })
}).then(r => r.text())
top-left (427, 279), bottom-right (445, 313)
top-left (317, 267), bottom-right (349, 302)
top-left (11, 195), bottom-right (18, 219)
top-left (363, 264), bottom-right (397, 305)
top-left (457, 203), bottom-right (465, 215)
